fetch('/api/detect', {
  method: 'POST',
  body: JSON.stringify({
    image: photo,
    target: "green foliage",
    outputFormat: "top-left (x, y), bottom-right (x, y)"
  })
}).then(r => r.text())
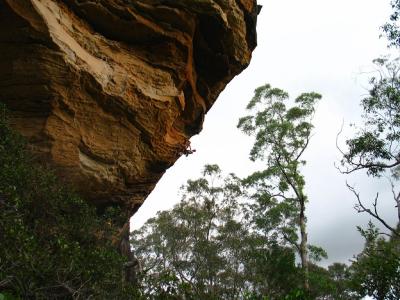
top-left (335, 4), bottom-right (400, 298)
top-left (238, 83), bottom-right (322, 290)
top-left (350, 222), bottom-right (400, 300)
top-left (338, 10), bottom-right (400, 298)
top-left (340, 58), bottom-right (400, 177)
top-left (238, 84), bottom-right (321, 164)
top-left (131, 165), bottom-right (302, 299)
top-left (382, 0), bottom-right (400, 48)
top-left (0, 103), bottom-right (137, 299)
top-left (339, 14), bottom-right (400, 236)
top-left (325, 263), bottom-right (358, 300)
top-left (308, 245), bottom-right (328, 263)
top-left (338, 21), bottom-right (400, 239)
top-left (282, 289), bottom-right (310, 300)
top-left (0, 292), bottom-right (18, 300)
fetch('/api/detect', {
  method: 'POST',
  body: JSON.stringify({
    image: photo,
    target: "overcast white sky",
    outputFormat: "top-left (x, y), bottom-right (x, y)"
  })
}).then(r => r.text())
top-left (131, 0), bottom-right (399, 266)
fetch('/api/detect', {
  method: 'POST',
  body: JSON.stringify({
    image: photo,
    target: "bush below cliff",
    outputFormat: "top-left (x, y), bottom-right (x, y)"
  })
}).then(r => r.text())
top-left (0, 103), bottom-right (138, 299)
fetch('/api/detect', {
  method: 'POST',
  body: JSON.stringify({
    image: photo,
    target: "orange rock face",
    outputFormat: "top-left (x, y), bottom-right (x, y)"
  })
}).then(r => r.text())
top-left (0, 0), bottom-right (258, 215)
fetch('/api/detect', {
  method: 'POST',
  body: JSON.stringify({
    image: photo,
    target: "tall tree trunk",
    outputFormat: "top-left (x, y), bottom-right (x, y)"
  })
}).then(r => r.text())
top-left (396, 191), bottom-right (400, 236)
top-left (299, 199), bottom-right (309, 291)
top-left (117, 220), bottom-right (141, 284)
top-left (397, 195), bottom-right (400, 225)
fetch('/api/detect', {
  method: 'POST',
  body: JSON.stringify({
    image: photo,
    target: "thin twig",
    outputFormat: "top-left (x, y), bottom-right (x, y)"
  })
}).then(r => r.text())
top-left (347, 182), bottom-right (400, 237)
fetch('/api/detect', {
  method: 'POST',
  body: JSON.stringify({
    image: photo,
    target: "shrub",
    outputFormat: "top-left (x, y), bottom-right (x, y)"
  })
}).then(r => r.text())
top-left (0, 103), bottom-right (138, 299)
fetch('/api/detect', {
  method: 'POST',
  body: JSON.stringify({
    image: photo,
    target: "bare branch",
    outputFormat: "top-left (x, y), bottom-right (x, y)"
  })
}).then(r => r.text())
top-left (341, 160), bottom-right (400, 175)
top-left (389, 178), bottom-right (400, 223)
top-left (336, 119), bottom-right (400, 174)
top-left (335, 120), bottom-right (346, 158)
top-left (346, 182), bottom-right (400, 237)
top-left (295, 134), bottom-right (310, 162)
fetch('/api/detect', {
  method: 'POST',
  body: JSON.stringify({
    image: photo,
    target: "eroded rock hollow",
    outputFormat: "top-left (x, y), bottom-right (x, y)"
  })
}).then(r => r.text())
top-left (0, 0), bottom-right (258, 216)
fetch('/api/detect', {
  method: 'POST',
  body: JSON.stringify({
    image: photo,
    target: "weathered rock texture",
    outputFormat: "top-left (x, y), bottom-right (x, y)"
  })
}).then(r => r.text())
top-left (0, 0), bottom-right (258, 215)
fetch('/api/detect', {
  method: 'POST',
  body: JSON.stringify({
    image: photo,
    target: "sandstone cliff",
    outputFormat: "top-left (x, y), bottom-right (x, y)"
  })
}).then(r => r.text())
top-left (0, 0), bottom-right (258, 216)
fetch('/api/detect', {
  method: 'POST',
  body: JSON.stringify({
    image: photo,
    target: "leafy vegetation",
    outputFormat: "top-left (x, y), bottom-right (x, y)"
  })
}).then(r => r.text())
top-left (382, 0), bottom-right (400, 48)
top-left (339, 57), bottom-right (400, 178)
top-left (131, 165), bottom-right (330, 299)
top-left (237, 85), bottom-right (322, 291)
top-left (335, 2), bottom-right (400, 298)
top-left (350, 222), bottom-right (400, 299)
top-left (0, 103), bottom-right (137, 299)
top-left (1, 2), bottom-right (399, 300)
top-left (133, 60), bottom-right (400, 298)
top-left (132, 161), bottom-right (397, 299)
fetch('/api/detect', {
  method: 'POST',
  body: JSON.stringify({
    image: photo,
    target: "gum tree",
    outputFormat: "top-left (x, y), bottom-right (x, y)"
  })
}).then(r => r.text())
top-left (131, 165), bottom-right (302, 299)
top-left (338, 57), bottom-right (400, 236)
top-left (131, 165), bottom-right (250, 299)
top-left (237, 84), bottom-right (322, 291)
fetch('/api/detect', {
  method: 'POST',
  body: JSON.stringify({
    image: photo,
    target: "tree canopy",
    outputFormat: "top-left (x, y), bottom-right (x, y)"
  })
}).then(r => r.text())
top-left (238, 84), bottom-right (322, 292)
top-left (131, 165), bottom-right (306, 299)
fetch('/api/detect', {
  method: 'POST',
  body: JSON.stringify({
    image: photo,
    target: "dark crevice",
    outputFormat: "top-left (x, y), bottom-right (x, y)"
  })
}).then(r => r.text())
top-left (193, 14), bottom-right (231, 90)
top-left (180, 83), bottom-right (204, 136)
top-left (235, 0), bottom-right (259, 51)
top-left (63, 0), bottom-right (178, 46)
top-left (78, 142), bottom-right (115, 165)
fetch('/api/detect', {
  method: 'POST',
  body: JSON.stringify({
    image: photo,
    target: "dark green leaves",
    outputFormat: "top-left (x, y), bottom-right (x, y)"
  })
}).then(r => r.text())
top-left (131, 166), bottom-right (304, 299)
top-left (0, 103), bottom-right (136, 299)
top-left (246, 84), bottom-right (289, 109)
top-left (238, 84), bottom-right (323, 292)
top-left (350, 222), bottom-right (400, 299)
top-left (237, 84), bottom-right (320, 166)
top-left (382, 0), bottom-right (400, 47)
top-left (340, 58), bottom-right (400, 177)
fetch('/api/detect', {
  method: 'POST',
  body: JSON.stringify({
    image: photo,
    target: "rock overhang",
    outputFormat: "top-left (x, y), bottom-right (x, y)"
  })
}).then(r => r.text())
top-left (0, 0), bottom-right (259, 216)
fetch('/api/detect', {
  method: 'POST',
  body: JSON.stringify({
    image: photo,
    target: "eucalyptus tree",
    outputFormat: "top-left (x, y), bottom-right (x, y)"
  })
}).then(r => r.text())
top-left (131, 165), bottom-right (251, 299)
top-left (337, 0), bottom-right (400, 236)
top-left (237, 84), bottom-right (323, 291)
top-left (338, 57), bottom-right (400, 236)
top-left (337, 2), bottom-right (400, 296)
top-left (131, 164), bottom-right (304, 299)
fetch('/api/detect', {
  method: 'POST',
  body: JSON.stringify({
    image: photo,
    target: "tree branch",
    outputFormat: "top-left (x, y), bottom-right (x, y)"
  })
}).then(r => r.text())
top-left (347, 182), bottom-right (400, 237)
top-left (294, 132), bottom-right (311, 162)
top-left (340, 160), bottom-right (400, 174)
top-left (275, 156), bottom-right (303, 203)
top-left (281, 231), bottom-right (301, 254)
